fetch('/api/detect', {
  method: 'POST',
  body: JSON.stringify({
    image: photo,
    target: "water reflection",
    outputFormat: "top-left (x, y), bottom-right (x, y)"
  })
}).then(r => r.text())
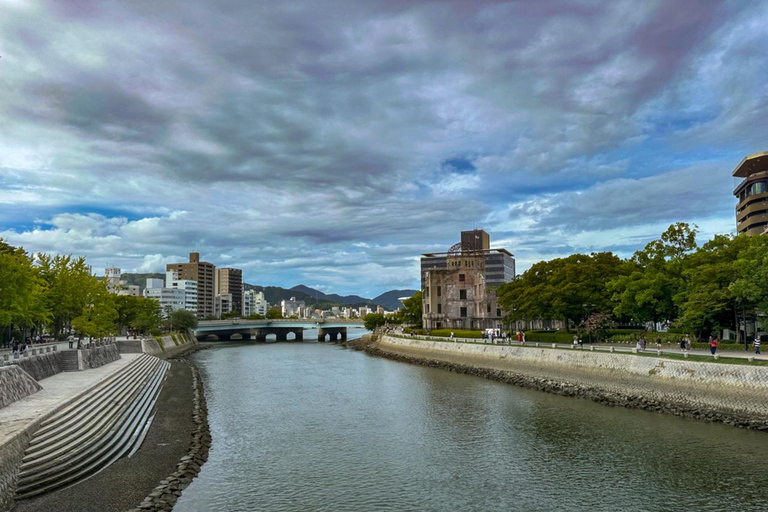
top-left (174, 343), bottom-right (768, 512)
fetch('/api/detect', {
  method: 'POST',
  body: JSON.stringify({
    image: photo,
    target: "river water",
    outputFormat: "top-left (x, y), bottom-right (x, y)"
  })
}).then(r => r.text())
top-left (174, 341), bottom-right (768, 512)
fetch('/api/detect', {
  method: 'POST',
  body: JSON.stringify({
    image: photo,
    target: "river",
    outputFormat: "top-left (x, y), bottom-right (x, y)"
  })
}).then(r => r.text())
top-left (173, 341), bottom-right (768, 512)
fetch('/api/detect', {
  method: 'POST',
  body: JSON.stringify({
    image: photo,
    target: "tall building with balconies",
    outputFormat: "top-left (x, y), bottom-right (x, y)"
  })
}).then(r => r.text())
top-left (216, 268), bottom-right (243, 315)
top-left (733, 152), bottom-right (768, 236)
top-left (167, 252), bottom-right (215, 319)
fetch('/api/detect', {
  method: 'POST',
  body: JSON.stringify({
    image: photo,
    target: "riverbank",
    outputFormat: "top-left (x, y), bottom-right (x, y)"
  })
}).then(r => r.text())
top-left (11, 359), bottom-right (198, 512)
top-left (350, 335), bottom-right (768, 432)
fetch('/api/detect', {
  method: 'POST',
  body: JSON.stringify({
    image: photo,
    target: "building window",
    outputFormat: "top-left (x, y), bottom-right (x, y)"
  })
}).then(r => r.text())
top-left (437, 286), bottom-right (441, 297)
top-left (459, 274), bottom-right (465, 282)
top-left (487, 303), bottom-right (491, 313)
top-left (460, 307), bottom-right (467, 317)
top-left (437, 303), bottom-right (442, 314)
top-left (497, 309), bottom-right (501, 317)
top-left (459, 289), bottom-right (467, 300)
top-left (426, 304), bottom-right (430, 313)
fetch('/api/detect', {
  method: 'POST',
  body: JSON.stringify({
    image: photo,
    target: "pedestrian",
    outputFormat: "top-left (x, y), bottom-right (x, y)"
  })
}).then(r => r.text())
top-left (710, 336), bottom-right (718, 355)
top-left (685, 334), bottom-right (692, 351)
top-left (450, 331), bottom-right (454, 339)
top-left (521, 332), bottom-right (526, 343)
top-left (754, 335), bottom-right (761, 355)
top-left (68, 337), bottom-right (74, 349)
top-left (573, 334), bottom-right (579, 346)
top-left (679, 337), bottom-right (686, 352)
top-left (517, 331), bottom-right (522, 342)
top-left (656, 337), bottom-right (662, 349)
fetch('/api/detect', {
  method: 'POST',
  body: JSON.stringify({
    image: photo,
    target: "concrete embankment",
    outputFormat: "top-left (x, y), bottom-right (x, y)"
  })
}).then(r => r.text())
top-left (356, 335), bottom-right (768, 431)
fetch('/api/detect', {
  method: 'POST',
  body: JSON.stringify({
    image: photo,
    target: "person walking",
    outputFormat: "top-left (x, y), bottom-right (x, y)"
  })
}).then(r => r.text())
top-left (754, 335), bottom-right (762, 355)
top-left (656, 337), bottom-right (662, 350)
top-left (710, 336), bottom-right (718, 355)
top-left (685, 334), bottom-right (692, 351)
top-left (680, 337), bottom-right (686, 352)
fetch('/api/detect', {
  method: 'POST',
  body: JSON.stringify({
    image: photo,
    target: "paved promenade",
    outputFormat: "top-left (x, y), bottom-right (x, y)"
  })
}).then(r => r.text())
top-left (0, 354), bottom-right (141, 447)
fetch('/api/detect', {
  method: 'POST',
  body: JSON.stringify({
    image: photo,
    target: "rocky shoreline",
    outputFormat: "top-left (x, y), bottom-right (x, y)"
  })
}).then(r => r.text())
top-left (347, 336), bottom-right (768, 432)
top-left (128, 359), bottom-right (211, 512)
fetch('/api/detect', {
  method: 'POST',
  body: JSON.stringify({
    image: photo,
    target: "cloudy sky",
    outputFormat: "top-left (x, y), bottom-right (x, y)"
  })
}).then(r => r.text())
top-left (1, 0), bottom-right (767, 297)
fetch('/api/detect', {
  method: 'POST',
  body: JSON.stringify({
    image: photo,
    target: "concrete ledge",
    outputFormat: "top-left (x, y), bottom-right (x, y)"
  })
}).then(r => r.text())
top-left (0, 367), bottom-right (41, 410)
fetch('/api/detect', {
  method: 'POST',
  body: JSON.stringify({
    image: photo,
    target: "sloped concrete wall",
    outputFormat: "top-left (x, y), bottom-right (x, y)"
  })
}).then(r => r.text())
top-left (378, 336), bottom-right (768, 424)
top-left (78, 344), bottom-right (121, 370)
top-left (11, 353), bottom-right (62, 382)
top-left (142, 332), bottom-right (198, 359)
top-left (0, 366), bottom-right (41, 409)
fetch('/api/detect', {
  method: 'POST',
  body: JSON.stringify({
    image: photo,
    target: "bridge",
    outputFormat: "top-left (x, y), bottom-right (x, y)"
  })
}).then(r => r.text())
top-left (193, 319), bottom-right (366, 342)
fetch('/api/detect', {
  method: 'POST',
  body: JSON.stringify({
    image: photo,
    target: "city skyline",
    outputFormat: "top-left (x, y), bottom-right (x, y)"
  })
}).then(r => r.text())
top-left (2, 1), bottom-right (767, 297)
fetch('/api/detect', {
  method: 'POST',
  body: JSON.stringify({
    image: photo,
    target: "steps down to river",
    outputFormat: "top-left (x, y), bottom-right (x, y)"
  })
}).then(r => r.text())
top-left (14, 355), bottom-right (170, 500)
top-left (58, 351), bottom-right (79, 372)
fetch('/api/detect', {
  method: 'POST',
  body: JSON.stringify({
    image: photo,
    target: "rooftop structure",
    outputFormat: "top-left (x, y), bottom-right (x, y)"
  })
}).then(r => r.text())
top-left (733, 151), bottom-right (768, 236)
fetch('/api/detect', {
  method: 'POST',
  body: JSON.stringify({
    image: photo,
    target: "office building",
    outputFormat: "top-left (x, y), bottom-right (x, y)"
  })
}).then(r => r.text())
top-left (216, 268), bottom-right (243, 316)
top-left (167, 252), bottom-right (215, 319)
top-left (733, 152), bottom-right (768, 235)
top-left (281, 297), bottom-right (305, 318)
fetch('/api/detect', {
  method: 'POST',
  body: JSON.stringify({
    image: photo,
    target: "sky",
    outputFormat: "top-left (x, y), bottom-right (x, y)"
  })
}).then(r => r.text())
top-left (1, 0), bottom-right (767, 298)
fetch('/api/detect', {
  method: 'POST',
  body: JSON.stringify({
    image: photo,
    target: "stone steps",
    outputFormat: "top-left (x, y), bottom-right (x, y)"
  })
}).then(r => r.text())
top-left (58, 351), bottom-right (79, 372)
top-left (15, 354), bottom-right (170, 500)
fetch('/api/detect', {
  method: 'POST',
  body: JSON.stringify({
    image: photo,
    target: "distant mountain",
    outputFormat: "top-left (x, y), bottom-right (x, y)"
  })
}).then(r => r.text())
top-left (371, 289), bottom-right (418, 311)
top-left (290, 285), bottom-right (370, 305)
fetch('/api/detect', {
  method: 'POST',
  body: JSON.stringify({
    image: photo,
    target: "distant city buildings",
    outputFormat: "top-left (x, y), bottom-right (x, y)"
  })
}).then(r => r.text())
top-left (143, 270), bottom-right (198, 317)
top-left (421, 229), bottom-right (514, 331)
top-left (242, 290), bottom-right (268, 317)
top-left (281, 297), bottom-right (305, 317)
top-left (104, 267), bottom-right (140, 297)
top-left (214, 293), bottom-right (233, 318)
top-left (733, 152), bottom-right (768, 235)
top-left (167, 253), bottom-right (216, 319)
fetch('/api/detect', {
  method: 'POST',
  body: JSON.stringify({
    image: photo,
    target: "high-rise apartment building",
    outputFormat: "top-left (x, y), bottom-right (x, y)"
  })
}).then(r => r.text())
top-left (167, 252), bottom-right (215, 319)
top-left (216, 268), bottom-right (243, 315)
top-left (733, 152), bottom-right (768, 236)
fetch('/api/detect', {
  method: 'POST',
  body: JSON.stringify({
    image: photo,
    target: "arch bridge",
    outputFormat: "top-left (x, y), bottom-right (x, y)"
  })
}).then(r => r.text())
top-left (193, 319), bottom-right (365, 343)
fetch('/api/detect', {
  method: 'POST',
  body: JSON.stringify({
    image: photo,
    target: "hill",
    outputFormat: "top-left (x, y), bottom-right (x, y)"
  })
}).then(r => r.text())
top-left (371, 289), bottom-right (419, 310)
top-left (290, 284), bottom-right (371, 305)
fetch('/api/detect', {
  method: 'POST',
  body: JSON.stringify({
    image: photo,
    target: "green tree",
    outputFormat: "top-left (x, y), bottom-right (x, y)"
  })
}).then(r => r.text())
top-left (396, 291), bottom-right (422, 326)
top-left (130, 298), bottom-right (162, 335)
top-left (363, 312), bottom-right (386, 331)
top-left (0, 240), bottom-right (49, 342)
top-left (608, 223), bottom-right (698, 328)
top-left (266, 307), bottom-right (283, 319)
top-left (171, 309), bottom-right (199, 331)
top-left (71, 283), bottom-right (117, 339)
top-left (499, 252), bottom-right (625, 331)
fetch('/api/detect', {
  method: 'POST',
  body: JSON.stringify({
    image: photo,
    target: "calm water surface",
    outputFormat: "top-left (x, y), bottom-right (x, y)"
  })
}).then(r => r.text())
top-left (174, 342), bottom-right (768, 512)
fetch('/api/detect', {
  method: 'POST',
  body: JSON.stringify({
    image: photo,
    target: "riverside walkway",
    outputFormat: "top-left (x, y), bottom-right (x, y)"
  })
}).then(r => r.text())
top-left (397, 334), bottom-right (768, 362)
top-left (0, 354), bottom-right (141, 447)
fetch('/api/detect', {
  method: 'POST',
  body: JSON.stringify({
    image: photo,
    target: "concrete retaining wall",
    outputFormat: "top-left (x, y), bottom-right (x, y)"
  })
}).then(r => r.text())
top-left (141, 332), bottom-right (199, 359)
top-left (0, 423), bottom-right (38, 511)
top-left (8, 353), bottom-right (63, 382)
top-left (0, 366), bottom-right (41, 410)
top-left (78, 344), bottom-right (121, 370)
top-left (377, 336), bottom-right (768, 426)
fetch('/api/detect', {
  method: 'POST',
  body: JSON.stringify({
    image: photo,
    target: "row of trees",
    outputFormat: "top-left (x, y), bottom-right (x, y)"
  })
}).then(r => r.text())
top-left (363, 292), bottom-right (423, 331)
top-left (0, 239), bottom-right (196, 343)
top-left (497, 223), bottom-right (768, 341)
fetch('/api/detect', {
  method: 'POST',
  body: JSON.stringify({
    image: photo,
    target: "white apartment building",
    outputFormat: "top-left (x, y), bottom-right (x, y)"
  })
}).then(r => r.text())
top-left (143, 272), bottom-right (198, 317)
top-left (281, 297), bottom-right (305, 318)
top-left (105, 267), bottom-right (140, 296)
top-left (242, 290), bottom-right (268, 317)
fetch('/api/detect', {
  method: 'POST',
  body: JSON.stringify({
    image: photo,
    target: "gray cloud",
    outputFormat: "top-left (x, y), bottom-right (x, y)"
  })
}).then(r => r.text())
top-left (0, 0), bottom-right (765, 295)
